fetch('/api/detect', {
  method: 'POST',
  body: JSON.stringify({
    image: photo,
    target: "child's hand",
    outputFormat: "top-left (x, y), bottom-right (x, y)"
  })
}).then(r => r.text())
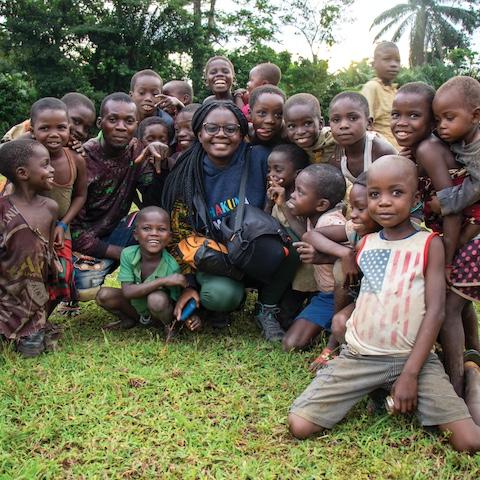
top-left (53, 226), bottom-right (65, 249)
top-left (173, 288), bottom-right (200, 321)
top-left (155, 94), bottom-right (183, 115)
top-left (134, 142), bottom-right (169, 174)
top-left (267, 179), bottom-right (286, 206)
top-left (341, 249), bottom-right (359, 287)
top-left (162, 273), bottom-right (187, 288)
top-left (398, 147), bottom-right (413, 160)
top-left (293, 241), bottom-right (319, 264)
top-left (391, 372), bottom-right (418, 414)
top-left (69, 138), bottom-right (86, 156)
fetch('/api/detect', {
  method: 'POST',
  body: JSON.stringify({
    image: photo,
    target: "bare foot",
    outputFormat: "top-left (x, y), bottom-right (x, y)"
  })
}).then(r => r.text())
top-left (103, 316), bottom-right (137, 330)
top-left (186, 314), bottom-right (202, 332)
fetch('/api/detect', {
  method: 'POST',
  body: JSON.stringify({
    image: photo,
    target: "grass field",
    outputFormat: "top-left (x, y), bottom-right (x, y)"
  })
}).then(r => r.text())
top-left (1, 275), bottom-right (480, 479)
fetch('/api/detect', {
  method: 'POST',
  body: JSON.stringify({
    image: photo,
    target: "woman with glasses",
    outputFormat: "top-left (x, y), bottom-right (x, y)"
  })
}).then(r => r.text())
top-left (162, 100), bottom-right (299, 340)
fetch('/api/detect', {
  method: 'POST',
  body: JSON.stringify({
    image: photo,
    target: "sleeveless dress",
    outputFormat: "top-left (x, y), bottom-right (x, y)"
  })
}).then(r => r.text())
top-left (43, 148), bottom-right (77, 300)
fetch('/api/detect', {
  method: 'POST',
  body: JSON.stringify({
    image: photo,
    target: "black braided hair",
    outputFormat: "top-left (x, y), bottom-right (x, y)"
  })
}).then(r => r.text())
top-left (161, 100), bottom-right (248, 237)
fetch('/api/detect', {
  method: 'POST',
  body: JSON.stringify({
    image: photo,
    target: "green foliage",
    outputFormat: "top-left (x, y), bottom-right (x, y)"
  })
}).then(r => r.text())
top-left (396, 61), bottom-right (458, 89)
top-left (0, 71), bottom-right (37, 136)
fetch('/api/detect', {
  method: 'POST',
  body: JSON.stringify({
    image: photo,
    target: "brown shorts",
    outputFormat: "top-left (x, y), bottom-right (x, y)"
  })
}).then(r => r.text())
top-left (290, 348), bottom-right (471, 429)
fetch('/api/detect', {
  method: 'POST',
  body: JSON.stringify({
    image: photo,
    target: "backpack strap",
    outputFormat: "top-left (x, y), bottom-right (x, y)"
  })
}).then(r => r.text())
top-left (233, 147), bottom-right (251, 233)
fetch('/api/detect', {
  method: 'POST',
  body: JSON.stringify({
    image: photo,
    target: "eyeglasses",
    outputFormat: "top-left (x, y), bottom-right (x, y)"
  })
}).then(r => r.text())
top-left (202, 122), bottom-right (241, 136)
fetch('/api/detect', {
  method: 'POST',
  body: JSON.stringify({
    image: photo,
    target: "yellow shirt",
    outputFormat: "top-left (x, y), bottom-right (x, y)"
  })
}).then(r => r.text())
top-left (303, 127), bottom-right (338, 164)
top-left (361, 78), bottom-right (399, 150)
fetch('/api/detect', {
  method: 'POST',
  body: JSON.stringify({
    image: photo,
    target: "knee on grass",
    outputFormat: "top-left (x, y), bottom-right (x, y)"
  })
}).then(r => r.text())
top-left (147, 291), bottom-right (172, 318)
top-left (288, 413), bottom-right (323, 439)
top-left (283, 333), bottom-right (310, 352)
top-left (95, 287), bottom-right (119, 309)
top-left (331, 312), bottom-right (348, 343)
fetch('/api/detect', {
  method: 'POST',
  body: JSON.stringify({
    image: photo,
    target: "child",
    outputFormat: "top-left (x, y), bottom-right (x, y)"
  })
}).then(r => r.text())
top-left (329, 92), bottom-right (397, 182)
top-left (304, 173), bottom-right (381, 369)
top-left (203, 56), bottom-right (235, 103)
top-left (95, 206), bottom-right (201, 332)
top-left (0, 139), bottom-right (58, 357)
top-left (361, 41), bottom-right (401, 149)
top-left (169, 103), bottom-right (201, 169)
top-left (284, 93), bottom-right (336, 164)
top-left (157, 80), bottom-right (194, 116)
top-left (137, 116), bottom-right (173, 146)
top-left (1, 92), bottom-right (96, 145)
top-left (266, 144), bottom-right (314, 325)
top-left (432, 76), bottom-right (480, 217)
top-left (249, 85), bottom-right (285, 146)
top-left (129, 69), bottom-right (174, 130)
top-left (391, 80), bottom-right (480, 396)
top-left (238, 62), bottom-right (282, 118)
top-left (61, 92), bottom-right (96, 143)
top-left (282, 164), bottom-right (346, 351)
top-left (29, 98), bottom-right (88, 307)
top-left (288, 155), bottom-right (480, 454)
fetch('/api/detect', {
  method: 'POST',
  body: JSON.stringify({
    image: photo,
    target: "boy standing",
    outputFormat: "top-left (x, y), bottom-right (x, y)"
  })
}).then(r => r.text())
top-left (288, 155), bottom-right (480, 453)
top-left (0, 139), bottom-right (58, 357)
top-left (361, 42), bottom-right (400, 150)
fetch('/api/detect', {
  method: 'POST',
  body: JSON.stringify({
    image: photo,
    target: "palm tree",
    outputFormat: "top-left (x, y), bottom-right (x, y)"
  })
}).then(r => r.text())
top-left (370, 0), bottom-right (479, 67)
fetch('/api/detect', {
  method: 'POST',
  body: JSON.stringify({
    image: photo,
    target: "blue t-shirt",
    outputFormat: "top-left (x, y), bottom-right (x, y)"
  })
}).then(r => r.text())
top-left (202, 142), bottom-right (270, 229)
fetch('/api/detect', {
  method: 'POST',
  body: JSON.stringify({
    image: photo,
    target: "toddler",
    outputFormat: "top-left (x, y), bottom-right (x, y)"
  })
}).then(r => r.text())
top-left (138, 116), bottom-right (173, 146)
top-left (361, 41), bottom-right (401, 149)
top-left (282, 164), bottom-right (346, 351)
top-left (96, 206), bottom-right (200, 333)
top-left (169, 103), bottom-right (201, 169)
top-left (249, 85), bottom-right (285, 146)
top-left (0, 139), bottom-right (58, 357)
top-left (284, 93), bottom-right (336, 164)
top-left (288, 155), bottom-right (480, 453)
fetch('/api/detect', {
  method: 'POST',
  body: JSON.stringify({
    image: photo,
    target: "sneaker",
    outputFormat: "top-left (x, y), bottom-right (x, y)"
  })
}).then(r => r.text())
top-left (139, 314), bottom-right (153, 326)
top-left (255, 303), bottom-right (285, 341)
top-left (57, 301), bottom-right (81, 317)
top-left (16, 330), bottom-right (46, 358)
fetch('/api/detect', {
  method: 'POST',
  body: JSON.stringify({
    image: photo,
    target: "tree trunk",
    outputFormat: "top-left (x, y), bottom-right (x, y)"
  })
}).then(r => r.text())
top-left (409, 5), bottom-right (426, 67)
top-left (191, 0), bottom-right (204, 97)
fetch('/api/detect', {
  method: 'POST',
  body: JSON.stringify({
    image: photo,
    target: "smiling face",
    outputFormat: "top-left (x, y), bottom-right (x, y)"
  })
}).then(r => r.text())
top-left (373, 46), bottom-right (400, 84)
top-left (329, 98), bottom-right (370, 147)
top-left (433, 89), bottom-right (480, 144)
top-left (197, 108), bottom-right (242, 167)
top-left (205, 59), bottom-right (234, 95)
top-left (285, 103), bottom-right (322, 149)
top-left (99, 100), bottom-right (138, 150)
top-left (174, 111), bottom-right (195, 152)
top-left (367, 157), bottom-right (419, 230)
top-left (134, 210), bottom-right (172, 255)
top-left (130, 74), bottom-right (163, 120)
top-left (68, 104), bottom-right (96, 142)
top-left (23, 143), bottom-right (55, 192)
top-left (31, 108), bottom-right (70, 155)
top-left (250, 92), bottom-right (284, 142)
top-left (349, 183), bottom-right (379, 237)
top-left (391, 92), bottom-right (433, 148)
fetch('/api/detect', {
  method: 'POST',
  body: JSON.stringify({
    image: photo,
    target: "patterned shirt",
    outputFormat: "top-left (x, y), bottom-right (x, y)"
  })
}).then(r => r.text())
top-left (345, 230), bottom-right (437, 356)
top-left (71, 138), bottom-right (153, 257)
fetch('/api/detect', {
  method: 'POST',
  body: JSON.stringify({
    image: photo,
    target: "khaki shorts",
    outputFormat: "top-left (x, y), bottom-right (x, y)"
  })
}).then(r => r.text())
top-left (290, 348), bottom-right (471, 428)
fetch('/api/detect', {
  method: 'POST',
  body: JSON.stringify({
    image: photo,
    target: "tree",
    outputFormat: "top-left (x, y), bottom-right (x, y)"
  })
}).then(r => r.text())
top-left (281, 0), bottom-right (354, 62)
top-left (370, 0), bottom-right (480, 67)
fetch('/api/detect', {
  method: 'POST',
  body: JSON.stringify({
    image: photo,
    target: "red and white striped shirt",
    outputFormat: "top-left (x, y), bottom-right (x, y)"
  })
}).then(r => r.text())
top-left (345, 230), bottom-right (437, 356)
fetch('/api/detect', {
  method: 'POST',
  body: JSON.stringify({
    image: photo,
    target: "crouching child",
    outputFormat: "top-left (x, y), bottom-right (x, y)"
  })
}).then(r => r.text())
top-left (96, 206), bottom-right (201, 334)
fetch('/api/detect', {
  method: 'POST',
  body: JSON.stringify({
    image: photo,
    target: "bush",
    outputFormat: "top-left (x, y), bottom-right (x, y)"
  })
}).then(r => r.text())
top-left (0, 71), bottom-right (37, 137)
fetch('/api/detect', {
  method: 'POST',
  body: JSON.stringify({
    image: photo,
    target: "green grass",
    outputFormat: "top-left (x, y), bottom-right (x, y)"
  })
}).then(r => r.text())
top-left (1, 277), bottom-right (479, 479)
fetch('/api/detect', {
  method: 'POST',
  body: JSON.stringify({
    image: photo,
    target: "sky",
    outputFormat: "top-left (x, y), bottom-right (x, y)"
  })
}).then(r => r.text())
top-left (266, 0), bottom-right (479, 72)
